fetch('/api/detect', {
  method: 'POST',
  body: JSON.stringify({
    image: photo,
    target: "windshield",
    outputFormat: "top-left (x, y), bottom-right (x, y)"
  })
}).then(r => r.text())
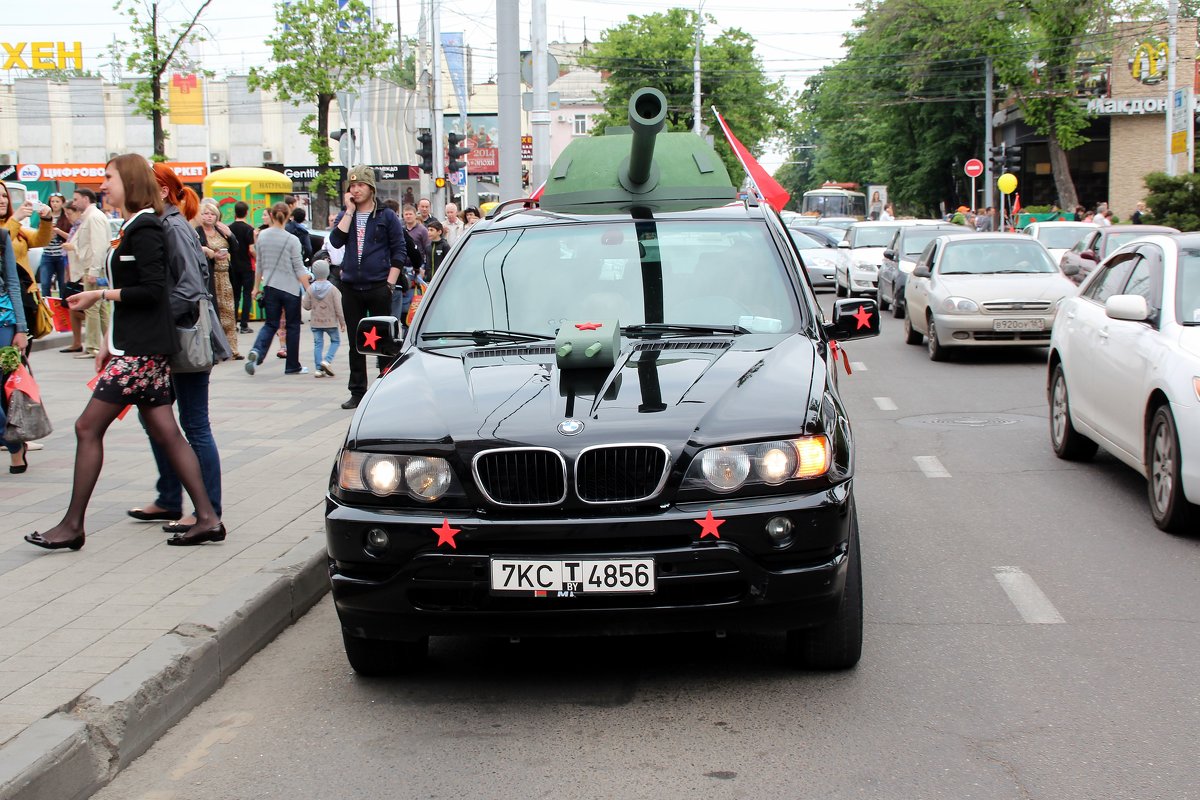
top-left (801, 193), bottom-right (865, 218)
top-left (1035, 226), bottom-right (1093, 249)
top-left (1178, 249), bottom-right (1200, 324)
top-left (938, 240), bottom-right (1058, 274)
top-left (1106, 232), bottom-right (1151, 253)
top-left (902, 229), bottom-right (955, 257)
top-left (420, 220), bottom-right (801, 337)
top-left (851, 226), bottom-right (899, 248)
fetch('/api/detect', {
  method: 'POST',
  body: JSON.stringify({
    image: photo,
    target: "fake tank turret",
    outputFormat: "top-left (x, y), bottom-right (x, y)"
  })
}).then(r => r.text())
top-left (538, 87), bottom-right (736, 214)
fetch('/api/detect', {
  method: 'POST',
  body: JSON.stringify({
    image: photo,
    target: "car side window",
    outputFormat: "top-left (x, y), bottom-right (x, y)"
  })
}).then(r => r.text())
top-left (1125, 245), bottom-right (1164, 311)
top-left (1084, 252), bottom-right (1140, 303)
top-left (919, 242), bottom-right (936, 268)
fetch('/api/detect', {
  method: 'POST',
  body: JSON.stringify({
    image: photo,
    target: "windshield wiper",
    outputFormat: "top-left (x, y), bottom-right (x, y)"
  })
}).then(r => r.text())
top-left (622, 323), bottom-right (750, 338)
top-left (420, 329), bottom-right (554, 344)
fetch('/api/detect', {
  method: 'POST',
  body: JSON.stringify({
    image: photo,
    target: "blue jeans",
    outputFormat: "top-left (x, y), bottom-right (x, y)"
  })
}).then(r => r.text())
top-left (142, 370), bottom-right (222, 517)
top-left (0, 325), bottom-right (20, 454)
top-left (250, 286), bottom-right (303, 373)
top-left (313, 327), bottom-right (340, 366)
top-left (38, 253), bottom-right (67, 298)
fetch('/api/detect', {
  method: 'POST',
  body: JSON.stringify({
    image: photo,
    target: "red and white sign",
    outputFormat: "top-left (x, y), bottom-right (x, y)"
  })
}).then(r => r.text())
top-left (466, 147), bottom-right (499, 175)
top-left (15, 162), bottom-right (208, 184)
top-left (964, 158), bottom-right (984, 178)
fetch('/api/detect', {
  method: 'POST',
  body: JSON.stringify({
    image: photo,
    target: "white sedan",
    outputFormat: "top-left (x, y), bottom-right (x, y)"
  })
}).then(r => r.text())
top-left (1048, 233), bottom-right (1200, 533)
top-left (1023, 220), bottom-right (1097, 265)
top-left (903, 233), bottom-right (1079, 360)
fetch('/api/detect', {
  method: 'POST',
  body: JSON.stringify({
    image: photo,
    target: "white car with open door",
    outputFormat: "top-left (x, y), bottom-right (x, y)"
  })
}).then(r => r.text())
top-left (1047, 233), bottom-right (1200, 533)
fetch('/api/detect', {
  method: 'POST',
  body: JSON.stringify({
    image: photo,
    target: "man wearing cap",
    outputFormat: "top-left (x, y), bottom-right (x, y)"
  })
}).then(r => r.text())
top-left (328, 165), bottom-right (412, 409)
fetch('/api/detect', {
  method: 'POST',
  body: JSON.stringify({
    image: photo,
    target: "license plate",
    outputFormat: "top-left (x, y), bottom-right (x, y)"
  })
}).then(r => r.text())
top-left (490, 558), bottom-right (655, 596)
top-left (992, 318), bottom-right (1044, 331)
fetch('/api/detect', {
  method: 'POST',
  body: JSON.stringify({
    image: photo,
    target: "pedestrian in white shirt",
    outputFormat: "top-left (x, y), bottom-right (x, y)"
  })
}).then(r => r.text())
top-left (443, 203), bottom-right (465, 246)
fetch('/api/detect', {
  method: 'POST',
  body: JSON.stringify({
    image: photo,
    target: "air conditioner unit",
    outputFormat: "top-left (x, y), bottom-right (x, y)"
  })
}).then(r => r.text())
top-left (210, 152), bottom-right (225, 165)
top-left (556, 114), bottom-right (569, 122)
top-left (262, 149), bottom-right (275, 162)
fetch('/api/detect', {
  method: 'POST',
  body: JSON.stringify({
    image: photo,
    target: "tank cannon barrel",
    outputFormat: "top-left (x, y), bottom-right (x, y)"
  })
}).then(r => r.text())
top-left (625, 87), bottom-right (668, 187)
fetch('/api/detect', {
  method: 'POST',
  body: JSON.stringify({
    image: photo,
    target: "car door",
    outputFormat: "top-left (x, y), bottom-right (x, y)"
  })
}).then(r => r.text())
top-left (1068, 250), bottom-right (1141, 432)
top-left (879, 230), bottom-right (901, 302)
top-left (1089, 245), bottom-right (1165, 461)
top-left (906, 241), bottom-right (938, 333)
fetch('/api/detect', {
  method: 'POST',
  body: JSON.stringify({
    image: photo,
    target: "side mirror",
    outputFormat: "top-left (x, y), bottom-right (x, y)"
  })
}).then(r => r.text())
top-left (824, 297), bottom-right (881, 342)
top-left (1105, 294), bottom-right (1150, 322)
top-left (1061, 261), bottom-right (1080, 277)
top-left (837, 240), bottom-right (851, 249)
top-left (882, 249), bottom-right (896, 261)
top-left (356, 315), bottom-right (404, 357)
top-left (1080, 250), bottom-right (1097, 262)
top-left (912, 265), bottom-right (931, 278)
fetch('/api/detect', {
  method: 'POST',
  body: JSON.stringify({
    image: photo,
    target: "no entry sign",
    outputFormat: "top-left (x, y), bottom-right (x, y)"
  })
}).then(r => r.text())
top-left (964, 158), bottom-right (984, 178)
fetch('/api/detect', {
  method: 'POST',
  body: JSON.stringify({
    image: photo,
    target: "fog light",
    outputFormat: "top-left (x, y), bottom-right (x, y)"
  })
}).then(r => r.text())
top-left (765, 516), bottom-right (794, 548)
top-left (365, 528), bottom-right (390, 552)
top-left (953, 331), bottom-right (970, 340)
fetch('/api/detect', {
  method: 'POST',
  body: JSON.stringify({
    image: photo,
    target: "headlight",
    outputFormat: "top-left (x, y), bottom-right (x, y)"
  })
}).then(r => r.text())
top-left (854, 261), bottom-right (878, 273)
top-left (337, 450), bottom-right (457, 502)
top-left (684, 436), bottom-right (831, 493)
top-left (940, 296), bottom-right (979, 313)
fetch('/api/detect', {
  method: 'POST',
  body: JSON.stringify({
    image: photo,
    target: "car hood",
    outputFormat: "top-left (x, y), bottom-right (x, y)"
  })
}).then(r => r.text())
top-left (937, 272), bottom-right (1078, 302)
top-left (852, 246), bottom-right (886, 265)
top-left (351, 335), bottom-right (821, 451)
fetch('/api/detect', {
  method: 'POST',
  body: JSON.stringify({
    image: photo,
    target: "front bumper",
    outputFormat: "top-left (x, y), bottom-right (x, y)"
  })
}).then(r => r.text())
top-left (931, 312), bottom-right (1055, 346)
top-left (327, 485), bottom-right (854, 640)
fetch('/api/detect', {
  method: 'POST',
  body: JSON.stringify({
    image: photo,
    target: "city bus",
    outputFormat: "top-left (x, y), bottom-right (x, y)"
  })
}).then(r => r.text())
top-left (800, 183), bottom-right (867, 219)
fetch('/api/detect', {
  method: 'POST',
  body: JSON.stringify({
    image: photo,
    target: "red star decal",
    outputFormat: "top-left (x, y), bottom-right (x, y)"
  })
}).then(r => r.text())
top-left (362, 326), bottom-right (381, 350)
top-left (695, 510), bottom-right (725, 539)
top-left (575, 322), bottom-right (603, 331)
top-left (852, 305), bottom-right (873, 330)
top-left (432, 518), bottom-right (461, 549)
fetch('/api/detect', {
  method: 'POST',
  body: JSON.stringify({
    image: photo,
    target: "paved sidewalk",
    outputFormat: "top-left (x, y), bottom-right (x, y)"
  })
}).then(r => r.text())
top-left (0, 328), bottom-right (353, 799)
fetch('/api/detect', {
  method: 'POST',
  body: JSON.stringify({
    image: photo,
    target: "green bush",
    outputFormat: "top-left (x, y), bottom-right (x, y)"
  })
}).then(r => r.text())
top-left (1142, 172), bottom-right (1200, 232)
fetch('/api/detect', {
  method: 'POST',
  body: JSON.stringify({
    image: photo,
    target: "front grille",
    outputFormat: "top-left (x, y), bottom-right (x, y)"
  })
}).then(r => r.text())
top-left (576, 444), bottom-right (671, 503)
top-left (634, 340), bottom-right (731, 352)
top-left (982, 301), bottom-right (1053, 313)
top-left (473, 448), bottom-right (567, 506)
top-left (972, 331), bottom-right (1052, 342)
top-left (464, 345), bottom-right (555, 359)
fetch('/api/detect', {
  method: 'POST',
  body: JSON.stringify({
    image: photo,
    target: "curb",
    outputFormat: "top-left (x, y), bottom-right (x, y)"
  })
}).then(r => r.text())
top-left (0, 534), bottom-right (329, 800)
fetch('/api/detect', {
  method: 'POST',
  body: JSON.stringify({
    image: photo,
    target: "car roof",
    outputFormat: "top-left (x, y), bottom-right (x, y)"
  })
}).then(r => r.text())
top-left (1101, 224), bottom-right (1178, 235)
top-left (939, 232), bottom-right (1042, 243)
top-left (1028, 221), bottom-right (1096, 227)
top-left (480, 203), bottom-right (768, 231)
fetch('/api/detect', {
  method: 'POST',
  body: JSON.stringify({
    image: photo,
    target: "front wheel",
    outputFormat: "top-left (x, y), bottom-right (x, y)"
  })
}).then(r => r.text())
top-left (786, 511), bottom-right (862, 670)
top-left (342, 629), bottom-right (429, 676)
top-left (1049, 364), bottom-right (1097, 461)
top-left (927, 315), bottom-right (951, 361)
top-left (836, 279), bottom-right (847, 298)
top-left (892, 289), bottom-right (906, 319)
top-left (1147, 406), bottom-right (1197, 533)
top-left (903, 309), bottom-right (922, 345)
top-left (877, 285), bottom-right (890, 312)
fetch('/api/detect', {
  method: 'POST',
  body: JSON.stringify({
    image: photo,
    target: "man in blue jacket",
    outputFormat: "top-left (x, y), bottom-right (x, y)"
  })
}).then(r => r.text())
top-left (328, 165), bottom-right (411, 409)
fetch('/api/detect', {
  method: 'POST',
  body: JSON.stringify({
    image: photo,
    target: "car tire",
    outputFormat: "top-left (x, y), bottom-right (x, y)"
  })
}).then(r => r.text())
top-left (836, 280), bottom-right (847, 298)
top-left (877, 286), bottom-right (890, 312)
top-left (903, 309), bottom-right (922, 345)
top-left (892, 289), bottom-right (906, 320)
top-left (1147, 405), bottom-right (1197, 534)
top-left (927, 315), bottom-right (950, 361)
top-left (786, 507), bottom-right (862, 670)
top-left (342, 629), bottom-right (429, 676)
top-left (1048, 364), bottom-right (1097, 461)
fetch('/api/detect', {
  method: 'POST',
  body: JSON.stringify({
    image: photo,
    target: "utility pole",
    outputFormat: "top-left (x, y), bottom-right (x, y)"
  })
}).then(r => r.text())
top-left (497, 0), bottom-right (522, 201)
top-left (431, 0), bottom-right (446, 210)
top-left (984, 57), bottom-right (994, 210)
top-left (531, 0), bottom-right (550, 189)
top-left (692, 2), bottom-right (704, 136)
top-left (1166, 0), bottom-right (1179, 176)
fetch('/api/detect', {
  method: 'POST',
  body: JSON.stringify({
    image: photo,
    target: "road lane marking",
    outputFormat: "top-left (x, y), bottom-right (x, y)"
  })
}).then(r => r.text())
top-left (873, 396), bottom-right (898, 411)
top-left (993, 567), bottom-right (1066, 624)
top-left (851, 361), bottom-right (868, 371)
top-left (913, 455), bottom-right (951, 478)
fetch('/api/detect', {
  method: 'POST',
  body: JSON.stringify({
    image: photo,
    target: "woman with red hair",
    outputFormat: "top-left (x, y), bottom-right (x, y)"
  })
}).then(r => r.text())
top-left (124, 163), bottom-right (232, 535)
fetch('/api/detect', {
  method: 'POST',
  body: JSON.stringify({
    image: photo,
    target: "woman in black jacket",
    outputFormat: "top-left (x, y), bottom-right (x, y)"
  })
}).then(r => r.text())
top-left (26, 154), bottom-right (225, 551)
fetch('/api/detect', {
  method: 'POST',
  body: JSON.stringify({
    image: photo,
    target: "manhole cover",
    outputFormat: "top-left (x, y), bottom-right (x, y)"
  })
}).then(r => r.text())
top-left (896, 413), bottom-right (1045, 430)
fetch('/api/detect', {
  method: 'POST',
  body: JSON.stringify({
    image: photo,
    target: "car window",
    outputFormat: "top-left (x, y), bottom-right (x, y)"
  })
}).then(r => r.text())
top-left (1072, 232), bottom-right (1097, 255)
top-left (903, 229), bottom-right (954, 257)
top-left (849, 226), bottom-right (899, 248)
top-left (421, 220), bottom-right (801, 336)
top-left (1124, 245), bottom-right (1163, 310)
top-left (1084, 252), bottom-right (1139, 303)
top-left (936, 239), bottom-right (1057, 274)
top-left (1175, 248), bottom-right (1200, 324)
top-left (918, 241), bottom-right (936, 267)
top-left (1036, 226), bottom-right (1093, 250)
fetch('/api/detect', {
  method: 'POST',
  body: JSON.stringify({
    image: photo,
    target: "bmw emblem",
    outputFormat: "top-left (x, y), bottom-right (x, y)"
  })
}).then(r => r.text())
top-left (557, 418), bottom-right (584, 436)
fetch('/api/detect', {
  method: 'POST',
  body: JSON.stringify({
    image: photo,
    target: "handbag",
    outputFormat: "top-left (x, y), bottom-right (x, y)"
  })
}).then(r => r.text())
top-left (61, 280), bottom-right (84, 301)
top-left (30, 289), bottom-right (54, 339)
top-left (406, 281), bottom-right (426, 326)
top-left (4, 364), bottom-right (52, 442)
top-left (170, 298), bottom-right (214, 373)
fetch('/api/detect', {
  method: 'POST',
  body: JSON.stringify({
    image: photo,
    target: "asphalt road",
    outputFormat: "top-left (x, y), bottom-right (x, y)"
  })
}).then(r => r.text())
top-left (94, 296), bottom-right (1200, 800)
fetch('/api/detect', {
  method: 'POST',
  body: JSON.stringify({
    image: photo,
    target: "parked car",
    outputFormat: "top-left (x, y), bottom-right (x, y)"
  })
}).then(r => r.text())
top-left (1023, 221), bottom-right (1097, 265)
top-left (838, 220), bottom-right (949, 298)
top-left (902, 233), bottom-right (1079, 360)
top-left (1060, 224), bottom-right (1178, 285)
top-left (877, 223), bottom-right (969, 318)
top-left (787, 224), bottom-right (848, 290)
top-left (1048, 233), bottom-right (1200, 532)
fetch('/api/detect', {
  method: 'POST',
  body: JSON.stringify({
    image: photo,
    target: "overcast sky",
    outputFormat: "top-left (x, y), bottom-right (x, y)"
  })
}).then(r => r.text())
top-left (4, 0), bottom-right (861, 167)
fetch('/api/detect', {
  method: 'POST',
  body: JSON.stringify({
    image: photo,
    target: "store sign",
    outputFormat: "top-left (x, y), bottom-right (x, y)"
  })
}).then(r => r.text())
top-left (521, 135), bottom-right (533, 161)
top-left (1129, 38), bottom-right (1169, 85)
top-left (1086, 97), bottom-right (1168, 115)
top-left (467, 147), bottom-right (499, 174)
top-left (274, 165), bottom-right (347, 181)
top-left (16, 162), bottom-right (209, 181)
top-left (1, 42), bottom-right (84, 71)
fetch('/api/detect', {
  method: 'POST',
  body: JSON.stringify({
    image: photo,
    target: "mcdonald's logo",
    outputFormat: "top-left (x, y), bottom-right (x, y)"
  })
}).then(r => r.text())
top-left (1129, 38), bottom-right (1170, 85)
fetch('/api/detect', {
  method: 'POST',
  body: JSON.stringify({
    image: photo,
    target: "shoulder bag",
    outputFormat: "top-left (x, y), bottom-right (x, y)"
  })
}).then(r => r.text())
top-left (170, 297), bottom-right (214, 373)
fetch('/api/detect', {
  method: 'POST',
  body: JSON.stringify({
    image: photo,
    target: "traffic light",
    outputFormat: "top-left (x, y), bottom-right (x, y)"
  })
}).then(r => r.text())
top-left (447, 131), bottom-right (471, 173)
top-left (989, 144), bottom-right (1023, 174)
top-left (1003, 145), bottom-right (1022, 173)
top-left (416, 130), bottom-right (434, 174)
top-left (988, 144), bottom-right (1006, 173)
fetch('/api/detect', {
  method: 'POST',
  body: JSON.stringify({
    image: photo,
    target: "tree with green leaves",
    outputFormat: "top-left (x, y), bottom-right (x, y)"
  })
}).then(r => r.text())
top-left (114, 0), bottom-right (213, 160)
top-left (579, 8), bottom-right (796, 182)
top-left (249, 0), bottom-right (394, 225)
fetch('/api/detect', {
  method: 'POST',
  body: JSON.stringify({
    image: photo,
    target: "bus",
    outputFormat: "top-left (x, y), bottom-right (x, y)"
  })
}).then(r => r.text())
top-left (801, 183), bottom-right (866, 219)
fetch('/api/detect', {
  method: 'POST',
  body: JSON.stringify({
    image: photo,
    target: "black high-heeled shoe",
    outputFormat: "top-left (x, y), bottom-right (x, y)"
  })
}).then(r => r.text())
top-left (25, 531), bottom-right (85, 550)
top-left (166, 524), bottom-right (227, 546)
top-left (9, 443), bottom-right (28, 474)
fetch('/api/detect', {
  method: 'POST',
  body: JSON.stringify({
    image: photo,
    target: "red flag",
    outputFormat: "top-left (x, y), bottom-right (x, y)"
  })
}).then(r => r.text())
top-left (1012, 193), bottom-right (1021, 215)
top-left (710, 107), bottom-right (791, 210)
